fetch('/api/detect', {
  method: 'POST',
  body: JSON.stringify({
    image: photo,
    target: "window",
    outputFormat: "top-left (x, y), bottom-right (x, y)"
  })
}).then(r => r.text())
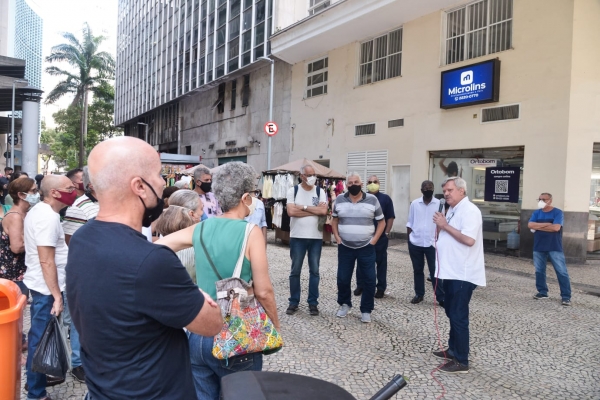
top-left (481, 104), bottom-right (519, 123)
top-left (241, 74), bottom-right (250, 106)
top-left (445, 0), bottom-right (512, 65)
top-left (355, 123), bottom-right (376, 136)
top-left (309, 0), bottom-right (330, 15)
top-left (185, 145), bottom-right (192, 155)
top-left (359, 28), bottom-right (402, 86)
top-left (213, 83), bottom-right (225, 113)
top-left (346, 150), bottom-right (388, 192)
top-left (306, 56), bottom-right (328, 98)
top-left (231, 79), bottom-right (237, 110)
top-left (388, 118), bottom-right (404, 128)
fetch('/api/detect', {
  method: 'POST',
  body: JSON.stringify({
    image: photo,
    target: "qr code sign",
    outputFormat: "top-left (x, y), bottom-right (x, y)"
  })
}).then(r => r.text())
top-left (495, 180), bottom-right (508, 193)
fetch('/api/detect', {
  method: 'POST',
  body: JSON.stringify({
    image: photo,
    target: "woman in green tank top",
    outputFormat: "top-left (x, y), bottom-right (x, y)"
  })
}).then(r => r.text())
top-left (157, 162), bottom-right (280, 400)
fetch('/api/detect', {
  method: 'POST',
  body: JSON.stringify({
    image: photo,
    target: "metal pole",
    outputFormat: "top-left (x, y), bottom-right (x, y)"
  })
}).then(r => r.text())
top-left (10, 82), bottom-right (15, 169)
top-left (145, 124), bottom-right (148, 143)
top-left (267, 60), bottom-right (274, 170)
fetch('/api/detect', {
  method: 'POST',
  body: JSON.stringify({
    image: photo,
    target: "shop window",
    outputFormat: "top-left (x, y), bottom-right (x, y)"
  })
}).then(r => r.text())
top-left (388, 119), bottom-right (404, 128)
top-left (306, 56), bottom-right (328, 98)
top-left (309, 0), bottom-right (330, 15)
top-left (359, 28), bottom-right (402, 85)
top-left (355, 123), bottom-right (376, 136)
top-left (445, 0), bottom-right (513, 65)
top-left (347, 150), bottom-right (388, 193)
top-left (481, 104), bottom-right (520, 123)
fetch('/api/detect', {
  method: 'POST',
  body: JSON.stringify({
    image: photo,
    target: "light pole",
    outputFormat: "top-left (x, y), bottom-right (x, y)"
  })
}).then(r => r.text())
top-left (257, 56), bottom-right (274, 170)
top-left (11, 79), bottom-right (27, 169)
top-left (137, 122), bottom-right (149, 143)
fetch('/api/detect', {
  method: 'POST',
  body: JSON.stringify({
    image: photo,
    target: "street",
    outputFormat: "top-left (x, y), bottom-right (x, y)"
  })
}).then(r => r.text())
top-left (21, 234), bottom-right (600, 399)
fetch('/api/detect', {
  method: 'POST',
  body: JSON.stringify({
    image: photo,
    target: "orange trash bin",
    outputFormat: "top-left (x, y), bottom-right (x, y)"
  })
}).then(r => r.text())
top-left (0, 278), bottom-right (27, 400)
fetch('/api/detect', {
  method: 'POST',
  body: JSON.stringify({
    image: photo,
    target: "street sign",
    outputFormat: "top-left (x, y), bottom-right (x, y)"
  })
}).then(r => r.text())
top-left (264, 121), bottom-right (278, 137)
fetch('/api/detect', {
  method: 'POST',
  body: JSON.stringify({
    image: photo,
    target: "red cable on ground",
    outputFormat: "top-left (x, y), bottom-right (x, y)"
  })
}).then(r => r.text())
top-left (429, 239), bottom-right (447, 399)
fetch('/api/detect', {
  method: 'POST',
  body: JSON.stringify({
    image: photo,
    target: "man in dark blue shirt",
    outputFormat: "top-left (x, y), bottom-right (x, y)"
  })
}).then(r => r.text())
top-left (67, 137), bottom-right (223, 400)
top-left (354, 175), bottom-right (396, 298)
top-left (528, 192), bottom-right (572, 306)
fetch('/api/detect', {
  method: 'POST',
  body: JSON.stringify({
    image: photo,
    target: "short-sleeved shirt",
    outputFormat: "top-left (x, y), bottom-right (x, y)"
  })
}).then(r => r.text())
top-left (199, 192), bottom-right (222, 218)
top-left (0, 176), bottom-right (9, 198)
top-left (245, 200), bottom-right (268, 228)
top-left (287, 185), bottom-right (328, 239)
top-left (406, 196), bottom-right (440, 247)
top-left (371, 191), bottom-right (395, 243)
top-left (66, 220), bottom-right (204, 400)
top-left (62, 194), bottom-right (99, 235)
top-left (23, 202), bottom-right (69, 295)
top-left (529, 207), bottom-right (564, 252)
top-left (436, 197), bottom-right (486, 287)
top-left (333, 192), bottom-right (384, 249)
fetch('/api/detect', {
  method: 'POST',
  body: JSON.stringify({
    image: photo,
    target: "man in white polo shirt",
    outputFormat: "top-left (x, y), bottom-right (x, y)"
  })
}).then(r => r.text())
top-left (432, 177), bottom-right (485, 374)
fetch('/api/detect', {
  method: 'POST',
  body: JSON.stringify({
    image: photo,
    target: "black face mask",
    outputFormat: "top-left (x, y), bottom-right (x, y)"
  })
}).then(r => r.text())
top-left (139, 178), bottom-right (165, 227)
top-left (348, 185), bottom-right (362, 196)
top-left (199, 181), bottom-right (212, 193)
top-left (423, 190), bottom-right (434, 199)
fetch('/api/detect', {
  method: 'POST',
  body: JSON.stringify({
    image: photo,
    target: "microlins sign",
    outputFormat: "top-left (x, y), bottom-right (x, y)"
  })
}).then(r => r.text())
top-left (440, 59), bottom-right (501, 109)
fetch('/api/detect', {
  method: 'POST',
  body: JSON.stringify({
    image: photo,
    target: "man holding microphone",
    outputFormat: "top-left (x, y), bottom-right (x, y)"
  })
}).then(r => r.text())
top-left (432, 177), bottom-right (485, 374)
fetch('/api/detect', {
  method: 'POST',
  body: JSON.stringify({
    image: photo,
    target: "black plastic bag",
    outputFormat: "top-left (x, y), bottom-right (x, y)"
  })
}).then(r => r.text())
top-left (32, 316), bottom-right (69, 378)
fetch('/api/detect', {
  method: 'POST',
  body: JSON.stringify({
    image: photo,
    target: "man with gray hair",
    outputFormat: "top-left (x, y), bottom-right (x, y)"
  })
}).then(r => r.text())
top-left (23, 174), bottom-right (78, 399)
top-left (332, 173), bottom-right (385, 323)
top-left (66, 136), bottom-right (223, 399)
top-left (194, 167), bottom-right (222, 218)
top-left (432, 177), bottom-right (485, 374)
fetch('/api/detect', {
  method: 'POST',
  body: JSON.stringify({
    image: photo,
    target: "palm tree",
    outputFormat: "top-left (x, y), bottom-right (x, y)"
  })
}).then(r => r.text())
top-left (44, 23), bottom-right (115, 167)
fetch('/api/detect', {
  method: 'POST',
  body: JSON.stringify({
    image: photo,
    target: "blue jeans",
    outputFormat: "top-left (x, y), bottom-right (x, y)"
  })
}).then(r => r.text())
top-left (356, 238), bottom-right (388, 292)
top-left (188, 333), bottom-right (263, 400)
top-left (533, 251), bottom-right (571, 300)
top-left (408, 242), bottom-right (444, 301)
top-left (26, 290), bottom-right (55, 400)
top-left (443, 280), bottom-right (476, 366)
top-left (337, 244), bottom-right (376, 313)
top-left (15, 280), bottom-right (29, 344)
top-left (62, 291), bottom-right (82, 368)
top-left (289, 238), bottom-right (322, 306)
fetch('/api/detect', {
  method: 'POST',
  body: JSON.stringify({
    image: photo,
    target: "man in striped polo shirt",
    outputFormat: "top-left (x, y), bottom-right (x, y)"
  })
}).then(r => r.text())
top-left (332, 172), bottom-right (385, 323)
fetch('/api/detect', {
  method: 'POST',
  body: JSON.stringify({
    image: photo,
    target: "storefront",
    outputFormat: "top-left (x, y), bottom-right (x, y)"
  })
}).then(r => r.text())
top-left (429, 146), bottom-right (524, 254)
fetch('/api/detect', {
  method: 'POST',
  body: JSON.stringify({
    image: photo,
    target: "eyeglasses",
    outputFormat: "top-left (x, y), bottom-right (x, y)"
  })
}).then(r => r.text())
top-left (248, 190), bottom-right (261, 197)
top-left (57, 187), bottom-right (76, 193)
top-left (367, 181), bottom-right (379, 184)
top-left (26, 188), bottom-right (39, 194)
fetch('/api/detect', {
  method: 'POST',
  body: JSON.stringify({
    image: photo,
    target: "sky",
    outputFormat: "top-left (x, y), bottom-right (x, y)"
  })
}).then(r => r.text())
top-left (29, 0), bottom-right (118, 128)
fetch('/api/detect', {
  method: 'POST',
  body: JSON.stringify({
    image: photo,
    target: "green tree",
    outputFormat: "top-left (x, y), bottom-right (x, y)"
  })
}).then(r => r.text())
top-left (44, 23), bottom-right (115, 167)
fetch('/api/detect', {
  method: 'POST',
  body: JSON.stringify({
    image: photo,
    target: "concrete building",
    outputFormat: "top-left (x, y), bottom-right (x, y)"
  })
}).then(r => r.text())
top-left (116, 0), bottom-right (291, 172)
top-left (271, 0), bottom-right (600, 263)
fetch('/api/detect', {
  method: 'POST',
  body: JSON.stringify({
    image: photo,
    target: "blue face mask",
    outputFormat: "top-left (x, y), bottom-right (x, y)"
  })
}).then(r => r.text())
top-left (22, 192), bottom-right (40, 206)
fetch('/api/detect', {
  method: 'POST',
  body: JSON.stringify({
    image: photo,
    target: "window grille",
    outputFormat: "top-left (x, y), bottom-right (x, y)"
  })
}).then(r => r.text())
top-left (306, 57), bottom-right (328, 98)
top-left (481, 104), bottom-right (519, 123)
top-left (347, 150), bottom-right (388, 192)
top-left (355, 123), bottom-right (376, 136)
top-left (309, 0), bottom-right (330, 15)
top-left (359, 28), bottom-right (402, 86)
top-left (388, 119), bottom-right (404, 128)
top-left (445, 0), bottom-right (512, 65)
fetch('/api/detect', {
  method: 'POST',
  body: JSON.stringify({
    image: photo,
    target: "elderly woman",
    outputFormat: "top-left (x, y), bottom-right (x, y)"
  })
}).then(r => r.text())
top-left (155, 189), bottom-right (203, 283)
top-left (158, 162), bottom-right (279, 400)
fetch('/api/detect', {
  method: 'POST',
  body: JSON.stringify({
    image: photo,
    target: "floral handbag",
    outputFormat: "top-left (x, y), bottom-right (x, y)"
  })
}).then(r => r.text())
top-left (199, 222), bottom-right (283, 360)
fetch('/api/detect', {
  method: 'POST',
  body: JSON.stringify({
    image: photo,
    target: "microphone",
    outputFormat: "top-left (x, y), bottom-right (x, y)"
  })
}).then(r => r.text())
top-left (438, 198), bottom-right (446, 213)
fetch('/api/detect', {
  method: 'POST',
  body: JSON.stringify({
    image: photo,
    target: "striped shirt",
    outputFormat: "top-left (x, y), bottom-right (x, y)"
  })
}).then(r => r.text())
top-left (333, 192), bottom-right (383, 248)
top-left (62, 194), bottom-right (100, 236)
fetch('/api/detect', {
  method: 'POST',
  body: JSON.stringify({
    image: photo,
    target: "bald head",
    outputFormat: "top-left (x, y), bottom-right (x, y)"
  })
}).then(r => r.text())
top-left (40, 174), bottom-right (72, 197)
top-left (89, 136), bottom-right (161, 196)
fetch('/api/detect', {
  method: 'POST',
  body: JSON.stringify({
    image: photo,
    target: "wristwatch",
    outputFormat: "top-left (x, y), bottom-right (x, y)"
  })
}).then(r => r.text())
top-left (303, 205), bottom-right (308, 210)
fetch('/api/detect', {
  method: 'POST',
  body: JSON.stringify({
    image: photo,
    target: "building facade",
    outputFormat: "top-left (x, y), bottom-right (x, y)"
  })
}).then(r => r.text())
top-left (116, 0), bottom-right (291, 172)
top-left (271, 0), bottom-right (600, 263)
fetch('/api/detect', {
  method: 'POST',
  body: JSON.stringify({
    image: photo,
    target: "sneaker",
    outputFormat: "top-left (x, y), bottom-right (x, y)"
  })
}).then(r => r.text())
top-left (353, 287), bottom-right (363, 296)
top-left (286, 305), bottom-right (299, 315)
top-left (309, 304), bottom-right (319, 316)
top-left (374, 289), bottom-right (385, 299)
top-left (71, 366), bottom-right (86, 383)
top-left (533, 293), bottom-right (549, 300)
top-left (410, 295), bottom-right (424, 304)
top-left (432, 349), bottom-right (453, 360)
top-left (438, 359), bottom-right (469, 374)
top-left (336, 304), bottom-right (350, 318)
top-left (561, 299), bottom-right (572, 306)
top-left (361, 313), bottom-right (371, 323)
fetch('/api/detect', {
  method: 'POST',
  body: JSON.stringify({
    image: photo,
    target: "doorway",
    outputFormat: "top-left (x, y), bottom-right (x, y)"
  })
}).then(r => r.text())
top-left (391, 165), bottom-right (410, 234)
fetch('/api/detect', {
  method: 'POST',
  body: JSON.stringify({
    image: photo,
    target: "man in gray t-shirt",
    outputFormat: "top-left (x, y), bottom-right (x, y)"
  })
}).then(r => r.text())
top-left (285, 165), bottom-right (328, 316)
top-left (332, 173), bottom-right (385, 323)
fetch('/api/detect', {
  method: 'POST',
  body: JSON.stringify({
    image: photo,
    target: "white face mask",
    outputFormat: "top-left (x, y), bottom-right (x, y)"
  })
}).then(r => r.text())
top-left (306, 176), bottom-right (317, 186)
top-left (246, 195), bottom-right (258, 216)
top-left (23, 192), bottom-right (41, 207)
top-left (537, 200), bottom-right (547, 209)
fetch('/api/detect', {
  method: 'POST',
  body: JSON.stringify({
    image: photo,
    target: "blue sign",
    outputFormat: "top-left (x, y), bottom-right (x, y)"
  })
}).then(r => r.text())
top-left (484, 167), bottom-right (520, 203)
top-left (440, 59), bottom-right (500, 109)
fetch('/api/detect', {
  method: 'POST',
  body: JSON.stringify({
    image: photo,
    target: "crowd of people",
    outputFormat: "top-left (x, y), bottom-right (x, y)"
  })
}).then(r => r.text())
top-left (0, 136), bottom-right (573, 399)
